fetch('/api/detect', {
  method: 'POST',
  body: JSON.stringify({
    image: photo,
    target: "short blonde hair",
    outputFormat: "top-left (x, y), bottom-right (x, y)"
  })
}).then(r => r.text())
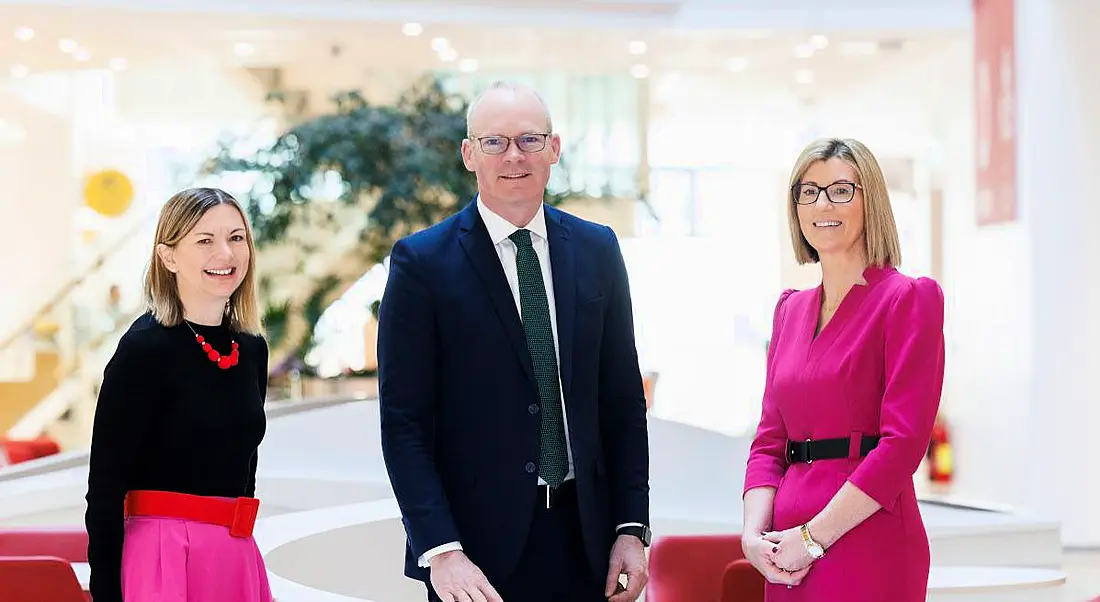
top-left (786, 138), bottom-right (902, 266)
top-left (144, 187), bottom-right (262, 334)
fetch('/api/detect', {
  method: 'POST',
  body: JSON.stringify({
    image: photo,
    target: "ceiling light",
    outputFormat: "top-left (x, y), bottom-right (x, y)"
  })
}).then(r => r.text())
top-left (74, 49), bottom-right (90, 62)
top-left (810, 34), bottom-right (829, 50)
top-left (10, 64), bottom-right (29, 78)
top-left (630, 64), bottom-right (649, 79)
top-left (628, 40), bottom-right (647, 55)
top-left (58, 38), bottom-right (77, 53)
top-left (402, 22), bottom-right (423, 36)
top-left (234, 42), bottom-right (255, 57)
top-left (459, 58), bottom-right (479, 73)
top-left (794, 44), bottom-right (814, 59)
top-left (727, 57), bottom-right (748, 72)
top-left (15, 27), bottom-right (34, 41)
top-left (109, 57), bottom-right (128, 71)
top-left (795, 69), bottom-right (814, 84)
top-left (439, 48), bottom-right (457, 62)
top-left (430, 37), bottom-right (449, 52)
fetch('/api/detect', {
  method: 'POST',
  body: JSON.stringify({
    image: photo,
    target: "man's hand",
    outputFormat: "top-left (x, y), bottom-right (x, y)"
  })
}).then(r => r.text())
top-left (605, 534), bottom-right (648, 602)
top-left (429, 550), bottom-right (503, 602)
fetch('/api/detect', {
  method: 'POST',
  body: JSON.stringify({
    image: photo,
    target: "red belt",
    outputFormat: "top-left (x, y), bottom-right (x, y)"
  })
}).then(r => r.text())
top-left (124, 490), bottom-right (261, 538)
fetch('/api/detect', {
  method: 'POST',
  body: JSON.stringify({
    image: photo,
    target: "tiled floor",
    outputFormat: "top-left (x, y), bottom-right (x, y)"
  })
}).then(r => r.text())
top-left (1064, 550), bottom-right (1100, 601)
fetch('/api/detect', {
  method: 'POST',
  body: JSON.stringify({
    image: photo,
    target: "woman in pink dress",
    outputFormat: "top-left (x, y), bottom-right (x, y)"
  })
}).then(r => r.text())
top-left (742, 138), bottom-right (945, 601)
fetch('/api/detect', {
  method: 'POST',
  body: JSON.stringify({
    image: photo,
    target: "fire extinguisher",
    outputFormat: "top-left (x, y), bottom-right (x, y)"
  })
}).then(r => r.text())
top-left (927, 414), bottom-right (954, 484)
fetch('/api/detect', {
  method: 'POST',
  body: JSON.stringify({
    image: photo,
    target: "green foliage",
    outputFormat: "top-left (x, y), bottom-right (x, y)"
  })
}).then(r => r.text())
top-left (206, 74), bottom-right (578, 258)
top-left (203, 74), bottom-right (589, 363)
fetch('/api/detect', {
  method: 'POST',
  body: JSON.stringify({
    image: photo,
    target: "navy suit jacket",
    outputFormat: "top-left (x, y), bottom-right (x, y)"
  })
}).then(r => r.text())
top-left (377, 199), bottom-right (650, 584)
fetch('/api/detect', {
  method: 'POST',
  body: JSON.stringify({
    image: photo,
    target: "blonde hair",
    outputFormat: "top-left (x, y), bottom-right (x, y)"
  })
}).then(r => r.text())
top-left (144, 187), bottom-right (262, 334)
top-left (786, 137), bottom-right (903, 267)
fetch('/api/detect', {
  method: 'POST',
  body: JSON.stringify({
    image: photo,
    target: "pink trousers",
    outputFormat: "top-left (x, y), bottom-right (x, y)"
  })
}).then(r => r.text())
top-left (121, 513), bottom-right (273, 602)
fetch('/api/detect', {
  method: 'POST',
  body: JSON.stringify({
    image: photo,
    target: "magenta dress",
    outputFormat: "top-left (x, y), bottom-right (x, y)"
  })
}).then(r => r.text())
top-left (744, 265), bottom-right (945, 602)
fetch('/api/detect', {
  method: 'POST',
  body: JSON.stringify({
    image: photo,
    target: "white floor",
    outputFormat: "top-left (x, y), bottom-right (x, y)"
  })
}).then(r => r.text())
top-left (1, 398), bottom-right (1095, 601)
top-left (1063, 550), bottom-right (1100, 601)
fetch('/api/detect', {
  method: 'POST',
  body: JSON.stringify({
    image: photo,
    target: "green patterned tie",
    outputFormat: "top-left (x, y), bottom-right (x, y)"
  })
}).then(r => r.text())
top-left (509, 228), bottom-right (568, 487)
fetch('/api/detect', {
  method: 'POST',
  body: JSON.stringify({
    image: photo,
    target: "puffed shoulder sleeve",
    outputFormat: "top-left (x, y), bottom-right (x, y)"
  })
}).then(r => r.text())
top-left (847, 278), bottom-right (945, 512)
top-left (743, 288), bottom-right (796, 496)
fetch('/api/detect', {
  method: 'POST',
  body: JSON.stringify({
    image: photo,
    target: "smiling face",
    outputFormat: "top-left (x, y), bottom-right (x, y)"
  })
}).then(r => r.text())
top-left (795, 157), bottom-right (866, 262)
top-left (460, 86), bottom-right (561, 214)
top-left (156, 203), bottom-right (250, 307)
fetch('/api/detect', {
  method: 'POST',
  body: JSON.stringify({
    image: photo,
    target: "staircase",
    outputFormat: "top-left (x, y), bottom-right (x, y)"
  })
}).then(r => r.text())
top-left (0, 214), bottom-right (152, 450)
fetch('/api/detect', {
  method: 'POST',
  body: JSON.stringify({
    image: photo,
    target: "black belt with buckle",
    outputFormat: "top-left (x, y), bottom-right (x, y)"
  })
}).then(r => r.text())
top-left (787, 435), bottom-right (880, 464)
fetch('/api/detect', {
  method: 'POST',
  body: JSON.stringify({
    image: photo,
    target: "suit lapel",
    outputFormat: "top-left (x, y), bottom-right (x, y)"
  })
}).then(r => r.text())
top-left (457, 201), bottom-right (535, 383)
top-left (545, 206), bottom-right (575, 398)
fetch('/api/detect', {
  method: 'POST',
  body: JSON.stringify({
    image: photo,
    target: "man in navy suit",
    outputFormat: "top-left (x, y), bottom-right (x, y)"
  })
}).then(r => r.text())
top-left (377, 81), bottom-right (651, 602)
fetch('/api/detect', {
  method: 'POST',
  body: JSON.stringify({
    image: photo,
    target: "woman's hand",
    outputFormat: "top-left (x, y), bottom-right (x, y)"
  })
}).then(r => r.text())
top-left (742, 533), bottom-right (811, 587)
top-left (762, 528), bottom-right (815, 573)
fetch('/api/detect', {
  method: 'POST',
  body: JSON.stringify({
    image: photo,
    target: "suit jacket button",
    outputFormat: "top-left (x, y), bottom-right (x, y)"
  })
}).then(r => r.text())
top-left (525, 462), bottom-right (536, 473)
top-left (528, 404), bottom-right (539, 414)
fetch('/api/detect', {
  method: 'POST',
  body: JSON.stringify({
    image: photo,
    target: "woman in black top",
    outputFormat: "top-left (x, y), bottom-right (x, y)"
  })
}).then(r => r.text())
top-left (85, 187), bottom-right (272, 602)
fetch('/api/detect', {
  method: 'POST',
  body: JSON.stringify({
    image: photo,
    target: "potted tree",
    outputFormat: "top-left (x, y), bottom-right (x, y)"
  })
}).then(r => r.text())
top-left (205, 74), bottom-right (588, 375)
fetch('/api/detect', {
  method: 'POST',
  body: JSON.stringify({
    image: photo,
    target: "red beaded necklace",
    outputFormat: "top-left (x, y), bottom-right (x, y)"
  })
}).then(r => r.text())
top-left (185, 321), bottom-right (239, 370)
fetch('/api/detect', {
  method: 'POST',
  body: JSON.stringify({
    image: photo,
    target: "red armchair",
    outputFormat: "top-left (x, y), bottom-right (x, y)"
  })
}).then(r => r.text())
top-left (0, 436), bottom-right (61, 465)
top-left (0, 556), bottom-right (87, 602)
top-left (0, 528), bottom-right (89, 601)
top-left (0, 526), bottom-right (88, 562)
top-left (647, 534), bottom-right (765, 602)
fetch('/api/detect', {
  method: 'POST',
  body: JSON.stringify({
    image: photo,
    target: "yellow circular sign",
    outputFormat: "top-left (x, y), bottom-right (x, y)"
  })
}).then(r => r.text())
top-left (84, 169), bottom-right (134, 217)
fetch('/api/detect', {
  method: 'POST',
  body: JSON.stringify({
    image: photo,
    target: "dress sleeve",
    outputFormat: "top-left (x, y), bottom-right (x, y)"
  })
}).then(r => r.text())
top-left (84, 332), bottom-right (159, 602)
top-left (743, 288), bottom-right (796, 496)
top-left (847, 278), bottom-right (946, 512)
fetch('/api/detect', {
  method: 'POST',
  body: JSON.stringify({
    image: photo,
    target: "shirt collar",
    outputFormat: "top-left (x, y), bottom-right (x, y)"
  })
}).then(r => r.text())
top-left (476, 195), bottom-right (548, 245)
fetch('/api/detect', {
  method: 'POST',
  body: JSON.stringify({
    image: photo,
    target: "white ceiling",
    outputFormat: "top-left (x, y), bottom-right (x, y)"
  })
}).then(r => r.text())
top-left (0, 0), bottom-right (973, 30)
top-left (0, 2), bottom-right (969, 105)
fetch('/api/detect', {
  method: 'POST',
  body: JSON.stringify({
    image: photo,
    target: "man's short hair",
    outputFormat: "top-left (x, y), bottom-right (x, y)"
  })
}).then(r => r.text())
top-left (465, 80), bottom-right (554, 138)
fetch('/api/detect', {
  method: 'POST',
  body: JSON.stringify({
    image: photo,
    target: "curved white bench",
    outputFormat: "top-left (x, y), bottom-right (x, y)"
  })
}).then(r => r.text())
top-left (927, 566), bottom-right (1066, 601)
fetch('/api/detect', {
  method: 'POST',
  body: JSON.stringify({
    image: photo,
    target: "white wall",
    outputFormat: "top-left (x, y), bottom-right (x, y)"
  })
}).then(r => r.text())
top-left (938, 0), bottom-right (1100, 546)
top-left (1015, 0), bottom-right (1100, 547)
top-left (0, 87), bottom-right (75, 344)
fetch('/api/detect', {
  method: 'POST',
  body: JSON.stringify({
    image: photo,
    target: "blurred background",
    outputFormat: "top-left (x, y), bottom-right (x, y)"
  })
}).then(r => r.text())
top-left (1, 0), bottom-right (1097, 600)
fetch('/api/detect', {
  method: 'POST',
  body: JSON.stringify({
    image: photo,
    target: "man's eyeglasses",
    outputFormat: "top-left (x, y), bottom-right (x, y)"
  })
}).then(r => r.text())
top-left (792, 180), bottom-right (862, 205)
top-left (470, 133), bottom-right (550, 155)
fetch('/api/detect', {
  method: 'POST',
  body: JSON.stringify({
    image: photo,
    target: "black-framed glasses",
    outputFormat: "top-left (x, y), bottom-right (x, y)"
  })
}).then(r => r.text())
top-left (792, 180), bottom-right (863, 205)
top-left (470, 133), bottom-right (550, 155)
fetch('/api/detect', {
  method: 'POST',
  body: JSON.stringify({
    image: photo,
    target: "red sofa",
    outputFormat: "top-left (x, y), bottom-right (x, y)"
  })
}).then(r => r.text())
top-left (0, 527), bottom-right (89, 601)
top-left (647, 534), bottom-right (765, 602)
top-left (0, 526), bottom-right (88, 561)
top-left (0, 556), bottom-right (87, 602)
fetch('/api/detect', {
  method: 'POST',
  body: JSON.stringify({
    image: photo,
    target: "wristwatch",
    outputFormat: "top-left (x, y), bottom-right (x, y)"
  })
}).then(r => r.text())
top-left (799, 523), bottom-right (825, 559)
top-left (617, 525), bottom-right (652, 547)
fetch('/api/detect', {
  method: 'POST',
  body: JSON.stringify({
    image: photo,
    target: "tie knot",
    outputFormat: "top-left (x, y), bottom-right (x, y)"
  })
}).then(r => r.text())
top-left (509, 229), bottom-right (533, 248)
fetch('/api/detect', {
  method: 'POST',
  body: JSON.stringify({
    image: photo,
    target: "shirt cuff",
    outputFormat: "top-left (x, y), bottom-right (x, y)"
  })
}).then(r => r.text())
top-left (616, 522), bottom-right (645, 531)
top-left (417, 541), bottom-right (463, 567)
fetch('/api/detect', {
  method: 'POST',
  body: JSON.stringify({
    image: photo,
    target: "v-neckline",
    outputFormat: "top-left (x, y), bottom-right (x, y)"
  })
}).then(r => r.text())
top-left (810, 284), bottom-right (856, 344)
top-left (807, 265), bottom-right (891, 346)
